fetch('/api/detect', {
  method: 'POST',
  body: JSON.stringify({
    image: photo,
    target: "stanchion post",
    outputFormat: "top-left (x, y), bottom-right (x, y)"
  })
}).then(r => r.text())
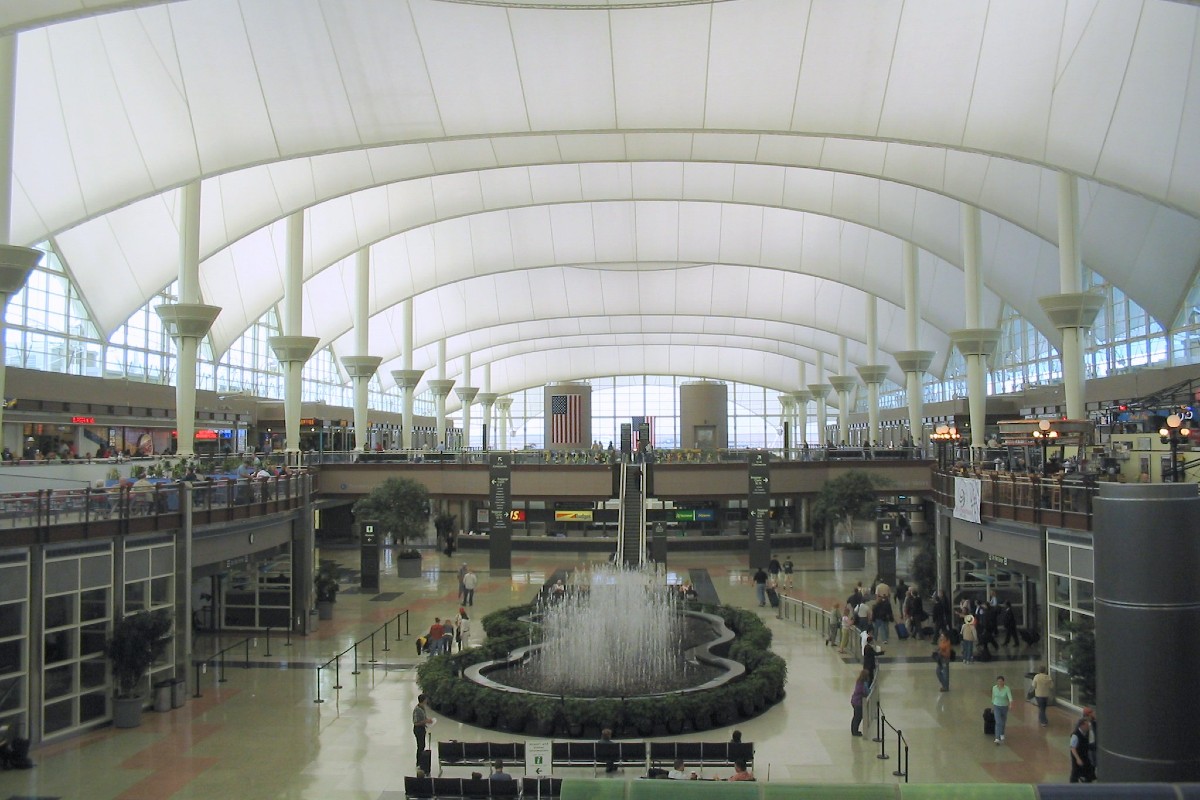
top-left (219, 650), bottom-right (228, 683)
top-left (194, 662), bottom-right (203, 698)
top-left (872, 702), bottom-right (883, 743)
top-left (876, 713), bottom-right (890, 761)
top-left (314, 665), bottom-right (325, 704)
top-left (369, 632), bottom-right (378, 664)
top-left (382, 618), bottom-right (391, 653)
top-left (892, 730), bottom-right (904, 776)
top-left (902, 743), bottom-right (909, 782)
top-left (264, 628), bottom-right (273, 658)
top-left (244, 638), bottom-right (251, 668)
top-left (333, 656), bottom-right (343, 690)
top-left (285, 625), bottom-right (293, 647)
top-left (351, 643), bottom-right (361, 675)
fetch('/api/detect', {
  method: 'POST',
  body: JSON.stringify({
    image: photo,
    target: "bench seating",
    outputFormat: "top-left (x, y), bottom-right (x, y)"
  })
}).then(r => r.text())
top-left (437, 741), bottom-right (526, 773)
top-left (649, 741), bottom-right (754, 768)
top-left (521, 777), bottom-right (562, 798)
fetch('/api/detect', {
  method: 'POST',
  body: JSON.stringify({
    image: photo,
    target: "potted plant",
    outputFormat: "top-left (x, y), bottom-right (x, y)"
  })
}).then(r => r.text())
top-left (314, 571), bottom-right (339, 620)
top-left (105, 609), bottom-right (173, 728)
top-left (352, 478), bottom-right (431, 577)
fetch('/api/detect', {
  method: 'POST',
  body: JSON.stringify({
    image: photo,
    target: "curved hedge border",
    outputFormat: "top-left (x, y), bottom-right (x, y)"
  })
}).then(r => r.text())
top-left (417, 603), bottom-right (787, 739)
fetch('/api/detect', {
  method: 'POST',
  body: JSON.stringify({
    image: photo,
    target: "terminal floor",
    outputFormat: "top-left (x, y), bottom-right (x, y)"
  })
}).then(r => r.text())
top-left (0, 547), bottom-right (1079, 799)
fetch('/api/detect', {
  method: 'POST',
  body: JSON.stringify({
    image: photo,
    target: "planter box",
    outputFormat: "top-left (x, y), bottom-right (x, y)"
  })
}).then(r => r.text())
top-left (317, 600), bottom-right (334, 620)
top-left (113, 695), bottom-right (144, 728)
top-left (397, 557), bottom-right (422, 578)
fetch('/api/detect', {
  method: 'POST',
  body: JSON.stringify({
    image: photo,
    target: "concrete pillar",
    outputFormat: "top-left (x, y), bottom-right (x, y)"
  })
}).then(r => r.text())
top-left (1093, 483), bottom-right (1200, 781)
top-left (476, 393), bottom-right (497, 450)
top-left (791, 390), bottom-right (812, 448)
top-left (951, 205), bottom-right (1000, 455)
top-left (828, 376), bottom-right (857, 446)
top-left (391, 369), bottom-right (423, 450)
top-left (341, 248), bottom-right (381, 452)
top-left (895, 241), bottom-right (935, 449)
top-left (808, 353), bottom-right (832, 448)
top-left (456, 352), bottom-right (477, 451)
top-left (1039, 174), bottom-right (1102, 421)
top-left (428, 341), bottom-right (454, 448)
top-left (777, 395), bottom-right (794, 455)
top-left (496, 397), bottom-right (513, 450)
top-left (856, 293), bottom-right (888, 446)
top-left (268, 211), bottom-right (318, 460)
top-left (0, 37), bottom-right (41, 436)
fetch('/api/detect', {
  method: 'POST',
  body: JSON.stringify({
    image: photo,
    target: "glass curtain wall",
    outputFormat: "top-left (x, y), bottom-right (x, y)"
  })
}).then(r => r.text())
top-left (0, 552), bottom-right (30, 741)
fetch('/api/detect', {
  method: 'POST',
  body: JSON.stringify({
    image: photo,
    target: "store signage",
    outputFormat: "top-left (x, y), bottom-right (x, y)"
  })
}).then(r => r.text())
top-left (988, 554), bottom-right (1010, 567)
top-left (300, 418), bottom-right (320, 426)
top-left (71, 416), bottom-right (95, 424)
top-left (675, 509), bottom-right (716, 522)
top-left (195, 430), bottom-right (219, 440)
top-left (554, 510), bottom-right (593, 522)
top-left (509, 509), bottom-right (526, 522)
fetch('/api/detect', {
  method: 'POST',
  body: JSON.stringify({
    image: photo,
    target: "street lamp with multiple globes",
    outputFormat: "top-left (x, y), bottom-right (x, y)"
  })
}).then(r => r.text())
top-left (1159, 413), bottom-right (1192, 482)
top-left (1031, 419), bottom-right (1059, 476)
top-left (930, 424), bottom-right (961, 470)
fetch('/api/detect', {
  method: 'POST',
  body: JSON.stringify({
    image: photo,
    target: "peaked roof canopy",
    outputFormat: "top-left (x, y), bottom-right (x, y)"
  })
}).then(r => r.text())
top-left (7, 0), bottom-right (1200, 402)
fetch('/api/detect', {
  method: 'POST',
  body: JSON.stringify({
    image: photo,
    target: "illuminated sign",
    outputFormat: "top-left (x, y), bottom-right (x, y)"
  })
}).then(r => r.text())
top-left (554, 510), bottom-right (593, 522)
top-left (195, 430), bottom-right (219, 440)
top-left (509, 509), bottom-right (526, 522)
top-left (300, 418), bottom-right (320, 426)
top-left (71, 416), bottom-right (95, 424)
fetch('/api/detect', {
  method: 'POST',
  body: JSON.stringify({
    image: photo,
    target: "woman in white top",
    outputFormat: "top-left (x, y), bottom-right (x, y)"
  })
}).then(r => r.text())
top-left (454, 607), bottom-right (471, 651)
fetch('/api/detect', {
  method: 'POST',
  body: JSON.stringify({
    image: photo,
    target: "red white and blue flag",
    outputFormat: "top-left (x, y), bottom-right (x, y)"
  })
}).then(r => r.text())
top-left (631, 416), bottom-right (654, 450)
top-left (550, 394), bottom-right (582, 444)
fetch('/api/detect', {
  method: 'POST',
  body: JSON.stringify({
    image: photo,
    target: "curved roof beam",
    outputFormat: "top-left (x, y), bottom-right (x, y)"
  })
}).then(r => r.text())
top-left (404, 331), bottom-right (898, 410)
top-left (54, 155), bottom-right (1198, 344)
top-left (326, 264), bottom-right (957, 388)
top-left (15, 1), bottom-right (1198, 238)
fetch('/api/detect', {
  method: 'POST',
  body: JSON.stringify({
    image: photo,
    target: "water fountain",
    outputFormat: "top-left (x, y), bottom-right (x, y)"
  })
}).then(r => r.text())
top-left (463, 563), bottom-right (742, 699)
top-left (422, 562), bottom-right (784, 737)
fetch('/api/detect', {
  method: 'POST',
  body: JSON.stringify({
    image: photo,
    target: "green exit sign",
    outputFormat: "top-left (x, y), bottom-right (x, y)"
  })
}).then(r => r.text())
top-left (675, 510), bottom-right (695, 521)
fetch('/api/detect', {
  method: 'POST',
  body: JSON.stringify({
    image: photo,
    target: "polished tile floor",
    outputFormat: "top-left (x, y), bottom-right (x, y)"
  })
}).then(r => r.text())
top-left (0, 545), bottom-right (1079, 799)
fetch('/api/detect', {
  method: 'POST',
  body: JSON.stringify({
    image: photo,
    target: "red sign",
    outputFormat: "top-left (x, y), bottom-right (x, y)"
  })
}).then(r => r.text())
top-left (509, 510), bottom-right (526, 522)
top-left (195, 430), bottom-right (219, 440)
top-left (71, 416), bottom-right (95, 424)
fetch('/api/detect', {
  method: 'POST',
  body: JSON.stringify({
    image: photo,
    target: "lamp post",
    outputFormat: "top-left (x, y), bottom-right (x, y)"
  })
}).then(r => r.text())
top-left (1159, 414), bottom-right (1191, 482)
top-left (1031, 419), bottom-right (1059, 476)
top-left (930, 424), bottom-right (962, 470)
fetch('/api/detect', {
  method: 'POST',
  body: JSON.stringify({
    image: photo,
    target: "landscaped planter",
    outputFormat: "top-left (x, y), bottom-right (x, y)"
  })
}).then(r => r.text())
top-left (836, 546), bottom-right (866, 571)
top-left (397, 556), bottom-right (422, 578)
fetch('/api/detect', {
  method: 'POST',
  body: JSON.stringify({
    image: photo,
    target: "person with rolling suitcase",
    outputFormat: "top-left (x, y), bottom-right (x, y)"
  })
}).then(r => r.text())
top-left (766, 576), bottom-right (780, 608)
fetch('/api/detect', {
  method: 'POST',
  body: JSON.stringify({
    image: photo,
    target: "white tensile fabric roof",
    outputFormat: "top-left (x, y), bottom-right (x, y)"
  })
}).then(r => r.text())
top-left (6, 0), bottom-right (1200, 405)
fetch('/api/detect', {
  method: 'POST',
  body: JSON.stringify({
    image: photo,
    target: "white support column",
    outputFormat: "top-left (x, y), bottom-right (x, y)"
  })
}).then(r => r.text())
top-left (808, 353), bottom-right (832, 448)
top-left (496, 397), bottom-right (513, 450)
top-left (894, 242), bottom-right (935, 450)
top-left (856, 294), bottom-right (889, 447)
top-left (1039, 173), bottom-right (1102, 421)
top-left (268, 211), bottom-right (318, 461)
top-left (455, 352), bottom-right (477, 452)
top-left (341, 248), bottom-right (381, 453)
top-left (156, 181), bottom-right (219, 459)
top-left (951, 205), bottom-right (1000, 457)
top-left (428, 340), bottom-right (454, 448)
top-left (829, 337), bottom-right (857, 446)
top-left (0, 36), bottom-right (41, 437)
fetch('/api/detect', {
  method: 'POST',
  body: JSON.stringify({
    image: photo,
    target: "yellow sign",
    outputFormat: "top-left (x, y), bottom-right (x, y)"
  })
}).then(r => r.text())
top-left (554, 510), bottom-right (593, 522)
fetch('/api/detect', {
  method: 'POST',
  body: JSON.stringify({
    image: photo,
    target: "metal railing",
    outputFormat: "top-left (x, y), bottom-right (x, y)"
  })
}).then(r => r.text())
top-left (777, 593), bottom-right (835, 632)
top-left (933, 468), bottom-right (1099, 531)
top-left (312, 446), bottom-right (927, 466)
top-left (872, 701), bottom-right (910, 782)
top-left (193, 636), bottom-right (254, 698)
top-left (314, 610), bottom-right (411, 704)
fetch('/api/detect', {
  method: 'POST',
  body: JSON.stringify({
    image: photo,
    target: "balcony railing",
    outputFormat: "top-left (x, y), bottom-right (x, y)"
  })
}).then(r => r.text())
top-left (313, 445), bottom-right (928, 466)
top-left (932, 467), bottom-right (1098, 531)
top-left (0, 472), bottom-right (313, 544)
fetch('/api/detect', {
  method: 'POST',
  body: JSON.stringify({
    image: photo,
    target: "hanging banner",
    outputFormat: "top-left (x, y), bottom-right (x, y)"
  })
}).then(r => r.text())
top-left (953, 476), bottom-right (982, 523)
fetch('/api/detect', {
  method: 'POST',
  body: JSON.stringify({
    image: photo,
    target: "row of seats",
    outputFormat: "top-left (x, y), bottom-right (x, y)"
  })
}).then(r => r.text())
top-left (404, 776), bottom-right (560, 799)
top-left (437, 740), bottom-right (754, 774)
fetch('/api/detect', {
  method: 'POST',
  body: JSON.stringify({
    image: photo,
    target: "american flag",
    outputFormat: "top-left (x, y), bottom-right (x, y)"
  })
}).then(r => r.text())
top-left (631, 416), bottom-right (654, 450)
top-left (550, 394), bottom-right (582, 444)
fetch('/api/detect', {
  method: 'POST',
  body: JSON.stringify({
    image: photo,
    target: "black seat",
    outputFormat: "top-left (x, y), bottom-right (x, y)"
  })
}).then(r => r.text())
top-left (728, 742), bottom-right (754, 765)
top-left (701, 743), bottom-right (729, 763)
top-left (491, 742), bottom-right (524, 761)
top-left (566, 742), bottom-right (596, 764)
top-left (461, 778), bottom-right (490, 799)
top-left (439, 741), bottom-right (466, 764)
top-left (488, 778), bottom-right (519, 798)
top-left (619, 741), bottom-right (646, 764)
top-left (403, 776), bottom-right (434, 798)
top-left (432, 777), bottom-right (464, 797)
top-left (462, 743), bottom-right (491, 763)
top-left (648, 742), bottom-right (675, 765)
top-left (674, 742), bottom-right (703, 764)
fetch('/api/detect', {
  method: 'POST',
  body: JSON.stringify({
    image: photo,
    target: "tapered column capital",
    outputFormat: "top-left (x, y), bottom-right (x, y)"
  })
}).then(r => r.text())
top-left (340, 355), bottom-right (382, 379)
top-left (428, 379), bottom-right (456, 398)
top-left (155, 303), bottom-right (221, 340)
top-left (829, 375), bottom-right (859, 395)
top-left (476, 392), bottom-right (498, 408)
top-left (495, 397), bottom-right (513, 411)
top-left (950, 328), bottom-right (1001, 360)
top-left (0, 245), bottom-right (41, 295)
top-left (894, 349), bottom-right (936, 375)
top-left (391, 369), bottom-right (425, 389)
top-left (1038, 292), bottom-right (1104, 330)
top-left (455, 386), bottom-right (479, 405)
top-left (791, 390), bottom-right (813, 405)
top-left (269, 335), bottom-right (320, 365)
top-left (855, 364), bottom-right (890, 385)
top-left (807, 383), bottom-right (833, 400)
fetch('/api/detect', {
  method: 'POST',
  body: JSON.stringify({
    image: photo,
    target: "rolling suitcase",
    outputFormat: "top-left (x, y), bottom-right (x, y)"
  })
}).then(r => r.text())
top-left (417, 748), bottom-right (432, 775)
top-left (983, 708), bottom-right (995, 736)
top-left (895, 622), bottom-right (909, 640)
top-left (767, 587), bottom-right (780, 608)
